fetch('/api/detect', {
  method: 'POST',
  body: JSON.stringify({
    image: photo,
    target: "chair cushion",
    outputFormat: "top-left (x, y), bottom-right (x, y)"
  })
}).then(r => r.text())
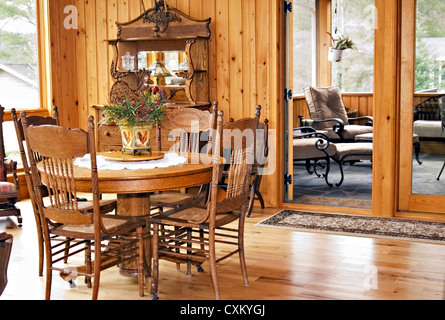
top-left (333, 143), bottom-right (373, 162)
top-left (304, 86), bottom-right (349, 125)
top-left (355, 132), bottom-right (374, 142)
top-left (0, 182), bottom-right (16, 193)
top-left (341, 125), bottom-right (373, 140)
top-left (293, 138), bottom-right (337, 160)
top-left (317, 125), bottom-right (373, 141)
top-left (413, 120), bottom-right (445, 138)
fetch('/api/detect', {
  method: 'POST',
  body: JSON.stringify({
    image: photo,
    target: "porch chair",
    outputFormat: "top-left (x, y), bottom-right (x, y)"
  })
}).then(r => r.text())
top-left (150, 109), bottom-right (258, 300)
top-left (293, 127), bottom-right (337, 187)
top-left (435, 96), bottom-right (445, 180)
top-left (299, 86), bottom-right (373, 142)
top-left (0, 106), bottom-right (22, 227)
top-left (23, 116), bottom-right (146, 300)
top-left (11, 107), bottom-right (59, 276)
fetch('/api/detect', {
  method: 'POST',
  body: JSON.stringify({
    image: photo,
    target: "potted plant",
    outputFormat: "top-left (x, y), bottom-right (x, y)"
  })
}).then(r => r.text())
top-left (101, 86), bottom-right (168, 155)
top-left (327, 32), bottom-right (356, 62)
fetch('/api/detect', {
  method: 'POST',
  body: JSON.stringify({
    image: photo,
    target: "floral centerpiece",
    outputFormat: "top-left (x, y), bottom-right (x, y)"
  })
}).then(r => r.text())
top-left (101, 86), bottom-right (168, 155)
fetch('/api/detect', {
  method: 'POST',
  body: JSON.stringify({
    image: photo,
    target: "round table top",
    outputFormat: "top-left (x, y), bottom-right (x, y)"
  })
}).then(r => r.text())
top-left (39, 153), bottom-right (217, 195)
top-left (79, 155), bottom-right (215, 194)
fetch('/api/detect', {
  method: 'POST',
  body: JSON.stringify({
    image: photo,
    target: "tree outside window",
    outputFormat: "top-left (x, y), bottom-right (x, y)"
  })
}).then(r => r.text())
top-left (293, 0), bottom-right (316, 94)
top-left (331, 0), bottom-right (375, 93)
top-left (0, 0), bottom-right (39, 110)
top-left (416, 0), bottom-right (445, 93)
top-left (0, 0), bottom-right (39, 167)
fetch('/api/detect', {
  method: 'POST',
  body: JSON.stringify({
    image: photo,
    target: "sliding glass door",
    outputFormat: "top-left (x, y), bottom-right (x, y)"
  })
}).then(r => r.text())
top-left (398, 0), bottom-right (445, 215)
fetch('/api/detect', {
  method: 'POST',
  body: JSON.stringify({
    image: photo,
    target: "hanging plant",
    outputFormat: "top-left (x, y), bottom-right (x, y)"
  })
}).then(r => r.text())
top-left (327, 32), bottom-right (356, 62)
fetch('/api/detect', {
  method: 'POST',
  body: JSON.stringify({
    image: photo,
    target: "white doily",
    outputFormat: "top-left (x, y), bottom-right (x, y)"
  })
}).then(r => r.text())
top-left (74, 152), bottom-right (188, 171)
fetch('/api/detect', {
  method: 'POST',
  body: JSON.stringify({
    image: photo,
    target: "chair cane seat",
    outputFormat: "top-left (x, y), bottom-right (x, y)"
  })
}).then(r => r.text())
top-left (59, 216), bottom-right (144, 237)
top-left (150, 192), bottom-right (197, 206)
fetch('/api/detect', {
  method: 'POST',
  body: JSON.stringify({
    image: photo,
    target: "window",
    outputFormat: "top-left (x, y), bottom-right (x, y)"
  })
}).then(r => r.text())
top-left (293, 0), bottom-right (316, 94)
top-left (331, 0), bottom-right (375, 92)
top-left (416, 0), bottom-right (445, 93)
top-left (0, 0), bottom-right (41, 168)
top-left (0, 0), bottom-right (39, 110)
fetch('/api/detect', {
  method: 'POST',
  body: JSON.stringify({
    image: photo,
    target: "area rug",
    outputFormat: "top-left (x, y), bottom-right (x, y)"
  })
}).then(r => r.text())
top-left (256, 210), bottom-right (445, 244)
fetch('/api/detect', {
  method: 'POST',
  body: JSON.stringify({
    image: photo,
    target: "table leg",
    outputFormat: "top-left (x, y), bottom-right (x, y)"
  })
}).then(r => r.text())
top-left (116, 193), bottom-right (152, 278)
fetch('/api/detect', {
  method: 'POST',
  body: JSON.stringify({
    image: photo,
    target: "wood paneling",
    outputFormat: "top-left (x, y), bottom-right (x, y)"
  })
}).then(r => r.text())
top-left (48, 0), bottom-right (283, 208)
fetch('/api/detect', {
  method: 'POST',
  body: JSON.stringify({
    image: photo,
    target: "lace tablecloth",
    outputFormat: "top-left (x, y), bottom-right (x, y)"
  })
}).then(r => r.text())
top-left (74, 152), bottom-right (187, 171)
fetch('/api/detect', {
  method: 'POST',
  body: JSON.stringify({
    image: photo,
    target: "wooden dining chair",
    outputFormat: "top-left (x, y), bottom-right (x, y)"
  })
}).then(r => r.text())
top-left (0, 106), bottom-right (22, 227)
top-left (12, 107), bottom-right (59, 276)
top-left (150, 102), bottom-right (218, 212)
top-left (23, 116), bottom-right (146, 300)
top-left (247, 117), bottom-right (269, 217)
top-left (150, 109), bottom-right (259, 300)
top-left (218, 106), bottom-right (267, 218)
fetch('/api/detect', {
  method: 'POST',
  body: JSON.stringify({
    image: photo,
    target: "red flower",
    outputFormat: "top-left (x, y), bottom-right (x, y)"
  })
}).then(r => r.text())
top-left (152, 86), bottom-right (160, 94)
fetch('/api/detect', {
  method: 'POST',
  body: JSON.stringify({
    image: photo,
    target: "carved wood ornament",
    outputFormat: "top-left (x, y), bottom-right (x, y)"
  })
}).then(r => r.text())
top-left (107, 0), bottom-right (211, 107)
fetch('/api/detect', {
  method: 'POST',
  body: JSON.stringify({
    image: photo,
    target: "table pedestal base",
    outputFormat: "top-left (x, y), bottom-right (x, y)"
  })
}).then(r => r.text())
top-left (116, 193), bottom-right (152, 277)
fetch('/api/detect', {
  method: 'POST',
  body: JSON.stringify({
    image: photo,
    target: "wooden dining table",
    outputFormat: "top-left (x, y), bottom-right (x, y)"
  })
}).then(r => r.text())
top-left (39, 151), bottom-right (216, 277)
top-left (73, 152), bottom-right (214, 215)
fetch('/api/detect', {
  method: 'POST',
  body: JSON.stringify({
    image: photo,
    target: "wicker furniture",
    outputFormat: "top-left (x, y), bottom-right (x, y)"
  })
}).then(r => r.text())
top-left (23, 116), bottom-right (146, 300)
top-left (0, 106), bottom-right (21, 227)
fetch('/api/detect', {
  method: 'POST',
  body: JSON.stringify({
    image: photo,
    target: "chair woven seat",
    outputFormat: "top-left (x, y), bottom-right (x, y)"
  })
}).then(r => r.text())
top-left (65, 199), bottom-right (116, 213)
top-left (150, 192), bottom-right (196, 206)
top-left (60, 216), bottom-right (142, 236)
top-left (152, 206), bottom-right (239, 228)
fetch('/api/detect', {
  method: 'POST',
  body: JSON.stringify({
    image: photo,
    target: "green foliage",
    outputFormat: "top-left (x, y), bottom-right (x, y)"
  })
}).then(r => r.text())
top-left (328, 33), bottom-right (356, 50)
top-left (331, 0), bottom-right (375, 92)
top-left (102, 87), bottom-right (168, 127)
top-left (415, 0), bottom-right (445, 92)
top-left (0, 0), bottom-right (37, 66)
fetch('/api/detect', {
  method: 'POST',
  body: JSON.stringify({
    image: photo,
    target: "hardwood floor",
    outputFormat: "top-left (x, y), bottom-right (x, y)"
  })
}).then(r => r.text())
top-left (1, 199), bottom-right (444, 300)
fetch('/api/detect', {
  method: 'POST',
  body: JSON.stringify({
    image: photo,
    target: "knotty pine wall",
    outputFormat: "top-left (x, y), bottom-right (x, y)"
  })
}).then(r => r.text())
top-left (47, 0), bottom-right (284, 208)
